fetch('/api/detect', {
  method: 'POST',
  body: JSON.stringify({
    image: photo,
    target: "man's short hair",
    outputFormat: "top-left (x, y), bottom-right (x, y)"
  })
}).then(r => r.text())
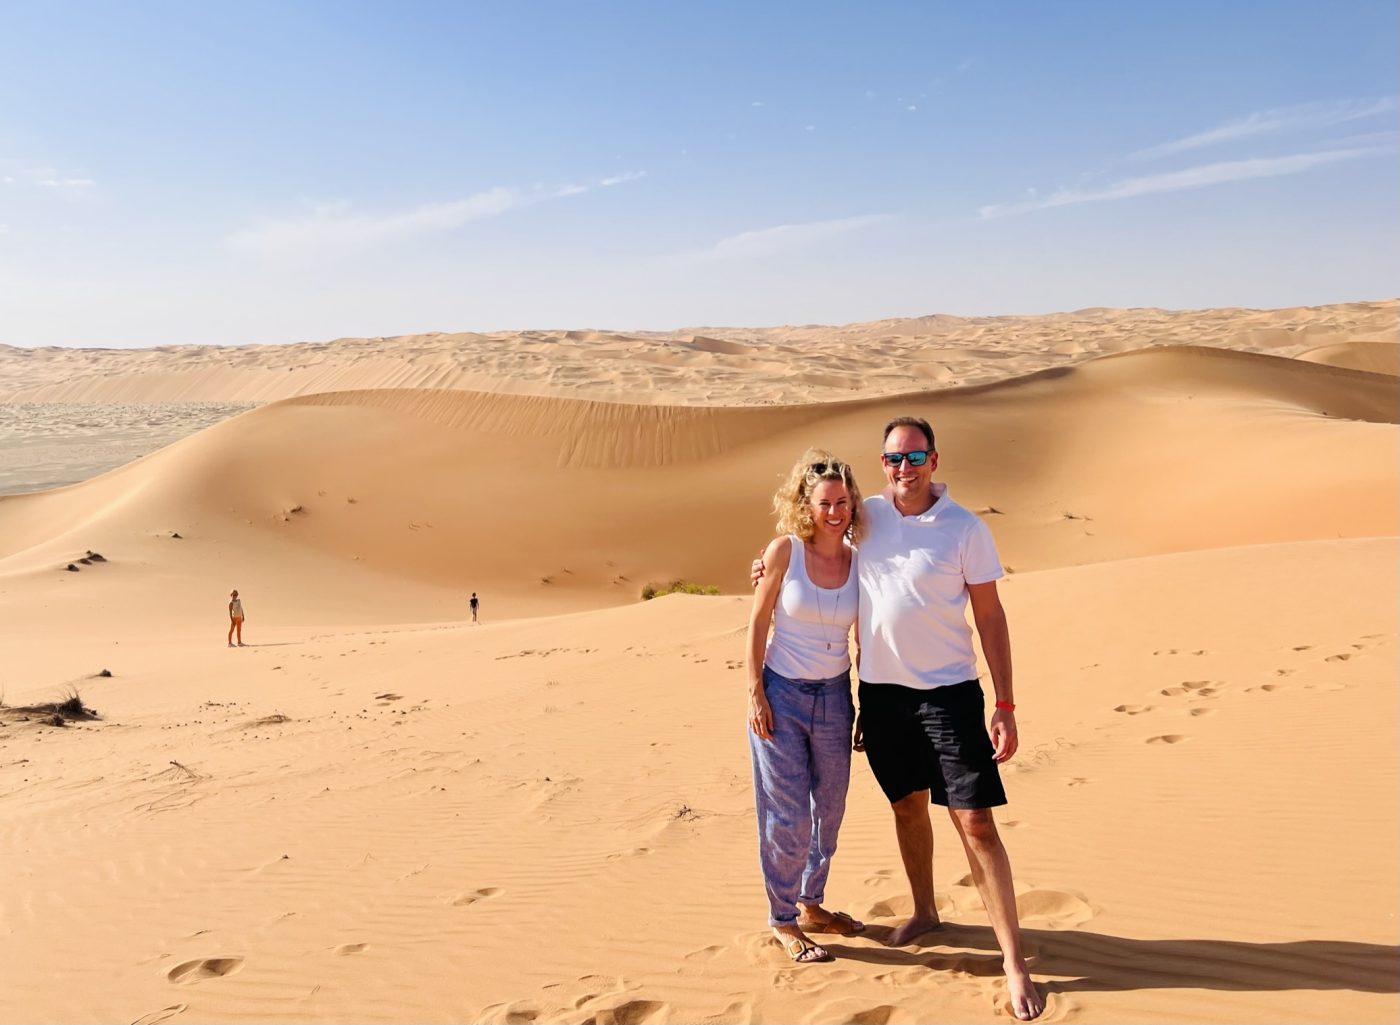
top-left (883, 415), bottom-right (935, 451)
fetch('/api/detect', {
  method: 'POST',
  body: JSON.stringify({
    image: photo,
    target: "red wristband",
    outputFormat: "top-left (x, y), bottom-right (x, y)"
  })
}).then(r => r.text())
top-left (995, 700), bottom-right (1016, 712)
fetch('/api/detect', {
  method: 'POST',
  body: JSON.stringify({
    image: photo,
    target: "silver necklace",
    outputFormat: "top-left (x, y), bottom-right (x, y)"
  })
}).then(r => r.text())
top-left (811, 547), bottom-right (845, 650)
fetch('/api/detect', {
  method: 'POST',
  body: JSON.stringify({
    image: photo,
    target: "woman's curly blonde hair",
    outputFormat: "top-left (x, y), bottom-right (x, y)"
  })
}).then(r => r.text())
top-left (773, 448), bottom-right (867, 544)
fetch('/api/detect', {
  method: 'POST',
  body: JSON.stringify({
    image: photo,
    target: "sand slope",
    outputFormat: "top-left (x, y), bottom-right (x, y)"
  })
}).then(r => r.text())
top-left (1, 539), bottom-right (1394, 1024)
top-left (1, 345), bottom-right (1394, 631)
top-left (1297, 340), bottom-right (1399, 376)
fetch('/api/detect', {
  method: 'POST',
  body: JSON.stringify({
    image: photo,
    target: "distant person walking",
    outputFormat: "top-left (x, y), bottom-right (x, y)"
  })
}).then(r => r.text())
top-left (469, 592), bottom-right (480, 623)
top-left (228, 589), bottom-right (245, 647)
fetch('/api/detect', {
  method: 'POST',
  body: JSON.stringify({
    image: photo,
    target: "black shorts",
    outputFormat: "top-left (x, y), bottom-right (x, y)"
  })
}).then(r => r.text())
top-left (858, 679), bottom-right (1007, 809)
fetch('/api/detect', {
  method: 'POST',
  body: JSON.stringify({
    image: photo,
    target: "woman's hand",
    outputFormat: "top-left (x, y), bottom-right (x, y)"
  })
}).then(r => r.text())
top-left (852, 713), bottom-right (864, 752)
top-left (748, 688), bottom-right (774, 741)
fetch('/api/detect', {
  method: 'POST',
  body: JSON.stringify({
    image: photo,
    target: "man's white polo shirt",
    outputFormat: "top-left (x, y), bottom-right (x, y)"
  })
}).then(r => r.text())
top-left (857, 483), bottom-right (1004, 689)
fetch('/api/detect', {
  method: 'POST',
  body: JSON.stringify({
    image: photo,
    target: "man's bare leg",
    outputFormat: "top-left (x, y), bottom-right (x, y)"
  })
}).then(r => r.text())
top-left (886, 789), bottom-right (943, 946)
top-left (949, 808), bottom-right (1044, 1021)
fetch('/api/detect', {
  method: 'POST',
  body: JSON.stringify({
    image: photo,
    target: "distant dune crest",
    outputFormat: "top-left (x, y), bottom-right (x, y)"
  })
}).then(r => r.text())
top-left (2, 299), bottom-right (1393, 406)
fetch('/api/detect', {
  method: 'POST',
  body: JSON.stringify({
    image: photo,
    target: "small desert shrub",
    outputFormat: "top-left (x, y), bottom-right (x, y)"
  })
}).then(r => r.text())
top-left (641, 580), bottom-right (721, 600)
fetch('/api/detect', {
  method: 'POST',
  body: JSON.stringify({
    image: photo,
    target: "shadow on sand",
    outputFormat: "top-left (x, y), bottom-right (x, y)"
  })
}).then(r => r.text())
top-left (823, 922), bottom-right (1399, 996)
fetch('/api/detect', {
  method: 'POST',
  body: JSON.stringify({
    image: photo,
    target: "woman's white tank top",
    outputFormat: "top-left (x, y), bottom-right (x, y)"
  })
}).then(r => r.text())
top-left (764, 535), bottom-right (859, 680)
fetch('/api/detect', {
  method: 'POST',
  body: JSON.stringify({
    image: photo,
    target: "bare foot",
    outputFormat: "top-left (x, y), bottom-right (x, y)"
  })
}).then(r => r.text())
top-left (886, 914), bottom-right (942, 946)
top-left (1005, 959), bottom-right (1044, 1020)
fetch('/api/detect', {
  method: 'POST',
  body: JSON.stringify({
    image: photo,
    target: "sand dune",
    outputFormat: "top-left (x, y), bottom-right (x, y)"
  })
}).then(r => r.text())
top-left (1, 345), bottom-right (1394, 630)
top-left (2, 300), bottom-right (1394, 407)
top-left (1297, 340), bottom-right (1399, 376)
top-left (1, 303), bottom-right (1397, 1025)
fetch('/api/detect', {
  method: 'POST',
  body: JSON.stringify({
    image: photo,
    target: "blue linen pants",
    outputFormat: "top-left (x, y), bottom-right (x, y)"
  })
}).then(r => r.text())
top-left (749, 664), bottom-right (855, 926)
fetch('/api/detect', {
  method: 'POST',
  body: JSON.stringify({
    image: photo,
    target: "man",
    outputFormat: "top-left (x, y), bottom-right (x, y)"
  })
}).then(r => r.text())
top-left (469, 592), bottom-right (480, 624)
top-left (754, 416), bottom-right (1043, 1021)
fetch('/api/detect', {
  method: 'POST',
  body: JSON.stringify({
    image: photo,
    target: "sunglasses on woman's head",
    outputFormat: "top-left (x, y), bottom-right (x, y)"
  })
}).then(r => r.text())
top-left (881, 450), bottom-right (930, 466)
top-left (809, 461), bottom-right (844, 475)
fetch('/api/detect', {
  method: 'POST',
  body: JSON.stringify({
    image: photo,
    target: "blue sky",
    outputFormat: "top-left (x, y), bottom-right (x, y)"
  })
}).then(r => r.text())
top-left (1, 1), bottom-right (1396, 347)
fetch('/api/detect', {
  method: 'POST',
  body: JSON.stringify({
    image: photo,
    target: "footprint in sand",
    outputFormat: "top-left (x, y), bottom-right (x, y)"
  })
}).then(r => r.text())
top-left (450, 886), bottom-right (503, 906)
top-left (334, 942), bottom-right (368, 955)
top-left (561, 974), bottom-right (627, 1009)
top-left (1146, 734), bottom-right (1187, 745)
top-left (1113, 704), bottom-right (1153, 715)
top-left (813, 1003), bottom-right (898, 1025)
top-left (1015, 888), bottom-right (1097, 928)
top-left (865, 892), bottom-right (919, 919)
top-left (682, 944), bottom-right (724, 962)
top-left (1065, 777), bottom-right (1092, 787)
top-left (131, 1005), bottom-right (187, 1025)
top-left (166, 957), bottom-right (244, 984)
top-left (605, 846), bottom-right (654, 862)
top-left (1324, 653), bottom-right (1352, 662)
top-left (773, 964), bottom-right (860, 993)
top-left (576, 999), bottom-right (669, 1025)
top-left (873, 966), bottom-right (926, 987)
top-left (812, 1002), bottom-right (907, 1025)
top-left (1189, 708), bottom-right (1214, 717)
top-left (862, 868), bottom-right (895, 886)
top-left (477, 1000), bottom-right (541, 1024)
top-left (923, 951), bottom-right (1005, 976)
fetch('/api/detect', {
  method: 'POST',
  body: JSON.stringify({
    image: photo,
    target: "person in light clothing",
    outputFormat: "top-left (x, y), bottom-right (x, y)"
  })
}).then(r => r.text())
top-left (227, 589), bottom-right (245, 647)
top-left (746, 450), bottom-right (867, 964)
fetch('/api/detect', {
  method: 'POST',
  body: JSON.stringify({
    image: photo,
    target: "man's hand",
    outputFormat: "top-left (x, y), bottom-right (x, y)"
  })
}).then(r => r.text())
top-left (852, 713), bottom-right (865, 752)
top-left (989, 707), bottom-right (1018, 763)
top-left (750, 553), bottom-right (766, 589)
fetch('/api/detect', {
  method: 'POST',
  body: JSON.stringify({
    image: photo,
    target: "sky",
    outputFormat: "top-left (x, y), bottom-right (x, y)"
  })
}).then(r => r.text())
top-left (1, 1), bottom-right (1397, 348)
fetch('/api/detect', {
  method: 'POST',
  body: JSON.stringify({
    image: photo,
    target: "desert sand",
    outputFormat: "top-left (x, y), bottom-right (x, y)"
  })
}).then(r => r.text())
top-left (1, 301), bottom-right (1396, 1024)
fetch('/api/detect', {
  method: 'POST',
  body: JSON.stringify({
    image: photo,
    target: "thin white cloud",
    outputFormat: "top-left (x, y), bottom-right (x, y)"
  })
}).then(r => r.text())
top-left (979, 146), bottom-right (1391, 218)
top-left (1131, 97), bottom-right (1398, 161)
top-left (38, 177), bottom-right (95, 189)
top-left (694, 214), bottom-right (894, 262)
top-left (230, 173), bottom-right (643, 260)
top-left (599, 171), bottom-right (646, 187)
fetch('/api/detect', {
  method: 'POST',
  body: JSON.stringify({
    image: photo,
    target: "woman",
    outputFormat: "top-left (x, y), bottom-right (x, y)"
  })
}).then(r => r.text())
top-left (747, 449), bottom-right (867, 963)
top-left (228, 589), bottom-right (245, 647)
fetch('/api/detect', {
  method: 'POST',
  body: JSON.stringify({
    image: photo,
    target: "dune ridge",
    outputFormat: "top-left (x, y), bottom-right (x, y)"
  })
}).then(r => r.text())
top-left (2, 300), bottom-right (1393, 406)
top-left (2, 343), bottom-right (1393, 628)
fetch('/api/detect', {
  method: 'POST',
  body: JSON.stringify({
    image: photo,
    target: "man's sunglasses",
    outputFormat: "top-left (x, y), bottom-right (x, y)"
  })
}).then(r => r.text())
top-left (881, 450), bottom-right (930, 467)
